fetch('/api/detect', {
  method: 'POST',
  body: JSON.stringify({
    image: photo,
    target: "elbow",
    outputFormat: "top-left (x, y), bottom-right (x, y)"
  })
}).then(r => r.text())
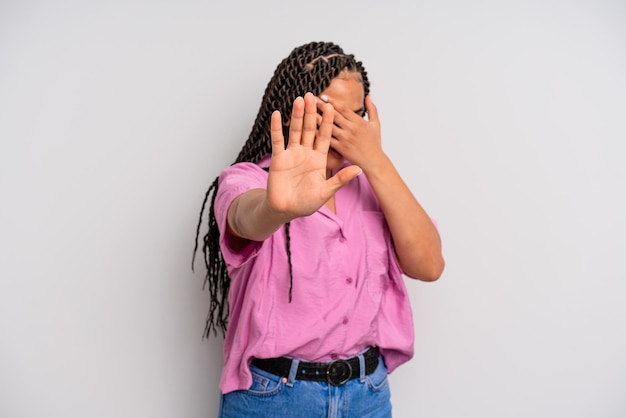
top-left (403, 255), bottom-right (445, 282)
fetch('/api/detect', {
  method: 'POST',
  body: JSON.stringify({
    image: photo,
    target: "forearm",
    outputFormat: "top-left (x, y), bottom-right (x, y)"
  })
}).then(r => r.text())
top-left (363, 154), bottom-right (444, 281)
top-left (227, 188), bottom-right (291, 242)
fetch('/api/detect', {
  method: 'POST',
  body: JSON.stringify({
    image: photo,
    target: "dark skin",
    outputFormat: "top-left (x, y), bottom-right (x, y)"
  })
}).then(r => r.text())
top-left (227, 72), bottom-right (444, 281)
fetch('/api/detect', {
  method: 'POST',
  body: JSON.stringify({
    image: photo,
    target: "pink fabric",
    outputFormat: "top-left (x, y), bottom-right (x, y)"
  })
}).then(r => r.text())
top-left (214, 156), bottom-right (414, 394)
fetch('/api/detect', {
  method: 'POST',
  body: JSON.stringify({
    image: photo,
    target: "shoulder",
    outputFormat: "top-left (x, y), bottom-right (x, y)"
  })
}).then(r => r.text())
top-left (213, 161), bottom-right (267, 216)
top-left (219, 162), bottom-right (267, 180)
top-left (217, 157), bottom-right (270, 191)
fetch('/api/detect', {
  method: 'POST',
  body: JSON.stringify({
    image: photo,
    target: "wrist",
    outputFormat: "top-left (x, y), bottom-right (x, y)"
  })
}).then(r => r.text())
top-left (262, 194), bottom-right (296, 225)
top-left (361, 152), bottom-right (392, 179)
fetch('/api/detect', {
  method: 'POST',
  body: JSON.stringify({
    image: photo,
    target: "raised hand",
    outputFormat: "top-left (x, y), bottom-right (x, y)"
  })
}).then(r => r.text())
top-left (317, 93), bottom-right (444, 281)
top-left (267, 92), bottom-right (362, 219)
top-left (317, 94), bottom-right (384, 174)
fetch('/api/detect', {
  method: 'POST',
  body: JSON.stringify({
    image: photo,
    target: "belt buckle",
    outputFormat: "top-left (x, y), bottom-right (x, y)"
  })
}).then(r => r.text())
top-left (326, 359), bottom-right (352, 386)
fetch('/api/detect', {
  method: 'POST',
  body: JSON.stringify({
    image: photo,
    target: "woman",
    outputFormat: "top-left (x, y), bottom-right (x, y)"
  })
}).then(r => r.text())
top-left (193, 41), bottom-right (444, 417)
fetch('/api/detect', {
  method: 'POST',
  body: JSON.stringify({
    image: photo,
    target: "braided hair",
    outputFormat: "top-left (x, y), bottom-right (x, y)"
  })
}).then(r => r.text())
top-left (193, 41), bottom-right (371, 338)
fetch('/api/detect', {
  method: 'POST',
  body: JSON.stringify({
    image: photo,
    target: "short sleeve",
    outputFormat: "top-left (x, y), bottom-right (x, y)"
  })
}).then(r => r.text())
top-left (214, 162), bottom-right (268, 268)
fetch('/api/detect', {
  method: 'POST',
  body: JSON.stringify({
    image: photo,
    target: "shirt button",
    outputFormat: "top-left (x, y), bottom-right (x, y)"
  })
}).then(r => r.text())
top-left (331, 353), bottom-right (338, 360)
top-left (339, 236), bottom-right (346, 243)
top-left (342, 317), bottom-right (349, 325)
top-left (346, 278), bottom-right (353, 284)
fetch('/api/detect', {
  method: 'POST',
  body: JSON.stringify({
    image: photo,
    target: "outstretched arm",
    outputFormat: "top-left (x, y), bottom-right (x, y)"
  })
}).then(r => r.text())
top-left (226, 93), bottom-right (362, 245)
top-left (321, 94), bottom-right (444, 281)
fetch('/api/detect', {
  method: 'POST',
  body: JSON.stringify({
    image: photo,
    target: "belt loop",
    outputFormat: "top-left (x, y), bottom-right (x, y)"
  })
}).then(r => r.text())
top-left (358, 353), bottom-right (366, 382)
top-left (286, 358), bottom-right (300, 387)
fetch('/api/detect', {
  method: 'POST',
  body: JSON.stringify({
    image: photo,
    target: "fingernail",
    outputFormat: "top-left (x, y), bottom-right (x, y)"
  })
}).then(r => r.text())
top-left (320, 95), bottom-right (329, 102)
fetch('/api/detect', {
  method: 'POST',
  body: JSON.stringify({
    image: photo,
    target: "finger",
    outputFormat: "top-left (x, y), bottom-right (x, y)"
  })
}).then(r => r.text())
top-left (270, 110), bottom-right (285, 156)
top-left (321, 165), bottom-right (362, 199)
top-left (329, 124), bottom-right (346, 144)
top-left (316, 95), bottom-right (329, 113)
top-left (301, 93), bottom-right (318, 148)
top-left (315, 113), bottom-right (323, 128)
top-left (315, 101), bottom-right (328, 130)
top-left (365, 95), bottom-right (379, 123)
top-left (320, 94), bottom-right (349, 128)
top-left (288, 96), bottom-right (305, 147)
top-left (314, 102), bottom-right (334, 153)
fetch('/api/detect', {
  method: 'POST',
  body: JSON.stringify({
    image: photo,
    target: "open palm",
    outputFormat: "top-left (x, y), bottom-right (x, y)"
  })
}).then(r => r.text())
top-left (267, 93), bottom-right (362, 218)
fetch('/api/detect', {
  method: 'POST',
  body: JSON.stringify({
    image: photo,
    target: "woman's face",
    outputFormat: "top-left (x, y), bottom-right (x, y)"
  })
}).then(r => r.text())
top-left (318, 71), bottom-right (365, 174)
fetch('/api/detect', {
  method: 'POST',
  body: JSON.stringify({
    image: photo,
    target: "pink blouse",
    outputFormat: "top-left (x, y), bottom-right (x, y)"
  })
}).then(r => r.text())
top-left (214, 156), bottom-right (414, 394)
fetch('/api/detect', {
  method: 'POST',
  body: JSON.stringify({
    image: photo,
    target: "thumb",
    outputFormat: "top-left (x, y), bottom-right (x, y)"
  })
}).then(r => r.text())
top-left (365, 95), bottom-right (379, 123)
top-left (322, 165), bottom-right (363, 198)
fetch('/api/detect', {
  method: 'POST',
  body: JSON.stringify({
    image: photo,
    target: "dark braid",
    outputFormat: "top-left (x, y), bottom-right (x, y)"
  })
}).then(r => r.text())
top-left (284, 221), bottom-right (294, 302)
top-left (193, 41), bottom-right (371, 338)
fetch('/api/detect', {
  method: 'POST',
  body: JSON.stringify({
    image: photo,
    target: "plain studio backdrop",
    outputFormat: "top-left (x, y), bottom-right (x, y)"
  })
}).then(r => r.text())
top-left (1, 1), bottom-right (625, 417)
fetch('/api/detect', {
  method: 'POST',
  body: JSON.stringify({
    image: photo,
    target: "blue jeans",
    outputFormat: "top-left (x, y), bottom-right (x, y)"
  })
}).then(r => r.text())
top-left (219, 355), bottom-right (392, 418)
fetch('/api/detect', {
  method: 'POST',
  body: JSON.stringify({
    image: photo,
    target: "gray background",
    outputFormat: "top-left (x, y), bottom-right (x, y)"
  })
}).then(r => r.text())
top-left (1, 0), bottom-right (625, 417)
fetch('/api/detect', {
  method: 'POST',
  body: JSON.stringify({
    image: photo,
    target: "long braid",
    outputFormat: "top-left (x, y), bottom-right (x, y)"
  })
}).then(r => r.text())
top-left (193, 41), bottom-right (371, 338)
top-left (284, 221), bottom-right (294, 302)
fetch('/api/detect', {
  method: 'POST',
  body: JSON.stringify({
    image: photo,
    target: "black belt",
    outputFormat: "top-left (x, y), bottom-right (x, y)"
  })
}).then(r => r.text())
top-left (251, 346), bottom-right (379, 386)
